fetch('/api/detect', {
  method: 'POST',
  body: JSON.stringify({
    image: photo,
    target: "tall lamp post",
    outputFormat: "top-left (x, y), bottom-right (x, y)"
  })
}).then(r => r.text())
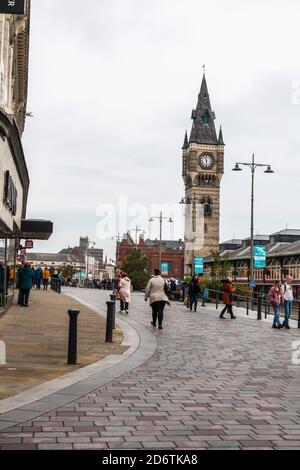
top-left (111, 234), bottom-right (121, 292)
top-left (149, 212), bottom-right (173, 271)
top-left (84, 239), bottom-right (95, 282)
top-left (128, 226), bottom-right (145, 246)
top-left (180, 194), bottom-right (211, 275)
top-left (232, 154), bottom-right (274, 287)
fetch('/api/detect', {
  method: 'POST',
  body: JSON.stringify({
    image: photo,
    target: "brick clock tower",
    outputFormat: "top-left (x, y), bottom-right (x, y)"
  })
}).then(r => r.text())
top-left (182, 74), bottom-right (224, 275)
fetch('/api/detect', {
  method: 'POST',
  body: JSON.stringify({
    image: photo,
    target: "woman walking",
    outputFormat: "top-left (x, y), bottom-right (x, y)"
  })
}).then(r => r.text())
top-left (119, 272), bottom-right (131, 314)
top-left (19, 262), bottom-right (35, 307)
top-left (268, 280), bottom-right (283, 329)
top-left (145, 269), bottom-right (170, 329)
top-left (220, 277), bottom-right (237, 319)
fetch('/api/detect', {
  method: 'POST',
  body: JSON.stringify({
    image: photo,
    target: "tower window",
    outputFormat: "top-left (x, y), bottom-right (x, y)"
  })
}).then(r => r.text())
top-left (202, 109), bottom-right (210, 124)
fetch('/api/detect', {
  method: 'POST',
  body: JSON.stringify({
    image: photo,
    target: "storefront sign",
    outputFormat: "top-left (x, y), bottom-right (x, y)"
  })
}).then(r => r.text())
top-left (254, 245), bottom-right (266, 268)
top-left (25, 240), bottom-right (33, 249)
top-left (3, 171), bottom-right (17, 216)
top-left (0, 0), bottom-right (25, 14)
top-left (194, 257), bottom-right (204, 274)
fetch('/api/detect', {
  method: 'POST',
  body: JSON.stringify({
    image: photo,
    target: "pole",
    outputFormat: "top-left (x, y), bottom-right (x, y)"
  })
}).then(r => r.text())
top-left (257, 295), bottom-right (262, 320)
top-left (298, 302), bottom-right (300, 329)
top-left (106, 301), bottom-right (114, 342)
top-left (110, 294), bottom-right (116, 329)
top-left (159, 211), bottom-right (162, 271)
top-left (67, 309), bottom-right (80, 364)
top-left (250, 154), bottom-right (255, 286)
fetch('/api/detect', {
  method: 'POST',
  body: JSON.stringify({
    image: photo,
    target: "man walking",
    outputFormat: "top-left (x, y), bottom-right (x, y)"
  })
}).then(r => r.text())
top-left (281, 275), bottom-right (293, 329)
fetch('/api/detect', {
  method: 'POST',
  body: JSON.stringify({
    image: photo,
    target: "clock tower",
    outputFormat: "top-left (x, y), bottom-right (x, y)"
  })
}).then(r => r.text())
top-left (182, 74), bottom-right (224, 275)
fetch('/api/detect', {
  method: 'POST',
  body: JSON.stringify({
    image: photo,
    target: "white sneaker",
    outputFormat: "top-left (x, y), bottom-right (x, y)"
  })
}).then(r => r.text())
top-left (121, 310), bottom-right (126, 314)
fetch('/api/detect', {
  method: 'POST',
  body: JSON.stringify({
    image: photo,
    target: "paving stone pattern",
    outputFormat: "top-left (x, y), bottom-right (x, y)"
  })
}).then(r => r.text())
top-left (0, 289), bottom-right (300, 450)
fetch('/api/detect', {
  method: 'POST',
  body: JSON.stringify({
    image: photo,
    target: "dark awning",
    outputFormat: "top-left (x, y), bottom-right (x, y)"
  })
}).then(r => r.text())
top-left (20, 219), bottom-right (53, 240)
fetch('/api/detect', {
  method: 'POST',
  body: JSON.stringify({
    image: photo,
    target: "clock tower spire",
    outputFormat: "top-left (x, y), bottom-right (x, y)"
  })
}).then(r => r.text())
top-left (182, 74), bottom-right (224, 275)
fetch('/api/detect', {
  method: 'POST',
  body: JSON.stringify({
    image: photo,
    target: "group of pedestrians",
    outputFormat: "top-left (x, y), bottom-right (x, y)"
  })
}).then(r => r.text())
top-left (17, 264), bottom-right (56, 307)
top-left (268, 276), bottom-right (294, 329)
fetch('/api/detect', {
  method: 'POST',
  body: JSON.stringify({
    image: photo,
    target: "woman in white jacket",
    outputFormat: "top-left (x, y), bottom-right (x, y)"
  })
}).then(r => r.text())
top-left (144, 269), bottom-right (170, 329)
top-left (119, 272), bottom-right (131, 314)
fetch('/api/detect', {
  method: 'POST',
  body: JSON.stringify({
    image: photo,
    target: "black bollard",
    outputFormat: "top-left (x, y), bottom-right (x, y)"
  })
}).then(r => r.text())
top-left (257, 295), bottom-right (262, 320)
top-left (110, 294), bottom-right (116, 329)
top-left (106, 301), bottom-right (114, 342)
top-left (67, 309), bottom-right (80, 364)
top-left (246, 297), bottom-right (249, 315)
top-left (216, 291), bottom-right (219, 309)
top-left (298, 302), bottom-right (300, 329)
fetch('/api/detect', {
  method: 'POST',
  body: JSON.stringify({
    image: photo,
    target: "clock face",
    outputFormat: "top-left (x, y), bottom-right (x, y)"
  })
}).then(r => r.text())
top-left (199, 154), bottom-right (214, 169)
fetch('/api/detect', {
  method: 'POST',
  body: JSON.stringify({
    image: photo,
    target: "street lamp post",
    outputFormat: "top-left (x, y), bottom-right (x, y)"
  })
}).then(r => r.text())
top-left (149, 212), bottom-right (173, 271)
top-left (111, 234), bottom-right (121, 292)
top-left (232, 154), bottom-right (274, 287)
top-left (83, 239), bottom-right (95, 285)
top-left (180, 194), bottom-right (210, 275)
top-left (127, 226), bottom-right (145, 246)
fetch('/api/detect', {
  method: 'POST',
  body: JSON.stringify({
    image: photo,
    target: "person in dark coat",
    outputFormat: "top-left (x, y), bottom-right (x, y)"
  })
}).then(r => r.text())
top-left (188, 275), bottom-right (201, 312)
top-left (35, 267), bottom-right (43, 290)
top-left (220, 277), bottom-right (237, 319)
top-left (19, 262), bottom-right (35, 307)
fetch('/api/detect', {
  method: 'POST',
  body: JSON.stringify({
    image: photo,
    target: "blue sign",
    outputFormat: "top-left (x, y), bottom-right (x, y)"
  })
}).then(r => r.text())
top-left (194, 257), bottom-right (204, 274)
top-left (249, 281), bottom-right (256, 288)
top-left (254, 245), bottom-right (266, 268)
top-left (161, 262), bottom-right (169, 275)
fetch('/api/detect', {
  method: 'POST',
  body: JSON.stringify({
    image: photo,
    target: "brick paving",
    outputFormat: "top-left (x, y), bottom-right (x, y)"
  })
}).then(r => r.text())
top-left (0, 289), bottom-right (300, 450)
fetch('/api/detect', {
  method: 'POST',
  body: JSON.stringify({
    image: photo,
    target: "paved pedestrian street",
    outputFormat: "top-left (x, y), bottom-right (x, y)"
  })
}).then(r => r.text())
top-left (0, 289), bottom-right (300, 450)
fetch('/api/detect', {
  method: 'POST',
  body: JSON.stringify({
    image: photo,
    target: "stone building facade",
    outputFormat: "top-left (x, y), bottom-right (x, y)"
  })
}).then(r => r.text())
top-left (182, 74), bottom-right (224, 275)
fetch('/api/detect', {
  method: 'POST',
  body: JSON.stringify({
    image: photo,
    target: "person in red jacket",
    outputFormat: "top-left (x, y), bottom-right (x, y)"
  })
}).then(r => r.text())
top-left (268, 280), bottom-right (283, 329)
top-left (220, 277), bottom-right (237, 319)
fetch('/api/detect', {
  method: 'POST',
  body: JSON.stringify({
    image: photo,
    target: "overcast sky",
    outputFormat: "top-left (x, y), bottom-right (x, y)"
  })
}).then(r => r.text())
top-left (23, 0), bottom-right (300, 259)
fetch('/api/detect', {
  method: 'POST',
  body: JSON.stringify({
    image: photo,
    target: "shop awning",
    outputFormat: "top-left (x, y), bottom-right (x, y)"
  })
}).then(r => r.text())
top-left (20, 219), bottom-right (53, 240)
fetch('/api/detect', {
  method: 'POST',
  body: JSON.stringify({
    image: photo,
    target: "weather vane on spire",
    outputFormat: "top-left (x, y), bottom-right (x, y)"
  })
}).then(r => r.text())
top-left (202, 64), bottom-right (206, 75)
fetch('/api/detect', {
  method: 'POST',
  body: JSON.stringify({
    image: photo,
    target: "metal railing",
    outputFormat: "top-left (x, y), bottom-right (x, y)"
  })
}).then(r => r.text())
top-left (182, 287), bottom-right (300, 327)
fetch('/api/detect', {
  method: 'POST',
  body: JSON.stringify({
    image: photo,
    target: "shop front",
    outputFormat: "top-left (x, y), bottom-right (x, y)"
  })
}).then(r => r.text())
top-left (0, 109), bottom-right (53, 313)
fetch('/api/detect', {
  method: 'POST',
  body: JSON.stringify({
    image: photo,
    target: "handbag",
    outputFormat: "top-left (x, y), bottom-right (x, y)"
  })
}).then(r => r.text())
top-left (164, 281), bottom-right (171, 299)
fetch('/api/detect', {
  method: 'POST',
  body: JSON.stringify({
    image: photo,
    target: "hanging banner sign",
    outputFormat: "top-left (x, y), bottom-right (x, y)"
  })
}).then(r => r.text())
top-left (161, 262), bottom-right (169, 275)
top-left (194, 257), bottom-right (204, 274)
top-left (254, 245), bottom-right (266, 268)
top-left (0, 1), bottom-right (25, 15)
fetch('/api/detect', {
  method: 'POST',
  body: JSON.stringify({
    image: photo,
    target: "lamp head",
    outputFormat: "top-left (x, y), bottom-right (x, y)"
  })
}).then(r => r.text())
top-left (264, 165), bottom-right (274, 174)
top-left (232, 163), bottom-right (242, 171)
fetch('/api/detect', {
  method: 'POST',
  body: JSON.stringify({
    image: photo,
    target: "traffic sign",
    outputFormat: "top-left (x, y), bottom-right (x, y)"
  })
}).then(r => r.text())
top-left (249, 281), bottom-right (256, 288)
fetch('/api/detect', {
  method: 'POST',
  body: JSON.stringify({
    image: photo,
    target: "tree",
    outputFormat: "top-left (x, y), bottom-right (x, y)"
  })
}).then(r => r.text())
top-left (210, 250), bottom-right (231, 280)
top-left (121, 249), bottom-right (151, 290)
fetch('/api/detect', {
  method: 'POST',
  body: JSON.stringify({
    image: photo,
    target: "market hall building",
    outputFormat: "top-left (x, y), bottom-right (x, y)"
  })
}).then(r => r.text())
top-left (0, 1), bottom-right (52, 313)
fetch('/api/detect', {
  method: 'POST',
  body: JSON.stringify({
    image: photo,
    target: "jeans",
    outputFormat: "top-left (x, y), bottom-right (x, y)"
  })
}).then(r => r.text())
top-left (120, 300), bottom-right (129, 311)
top-left (283, 300), bottom-right (293, 326)
top-left (272, 304), bottom-right (281, 326)
top-left (151, 301), bottom-right (166, 327)
top-left (190, 294), bottom-right (199, 311)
